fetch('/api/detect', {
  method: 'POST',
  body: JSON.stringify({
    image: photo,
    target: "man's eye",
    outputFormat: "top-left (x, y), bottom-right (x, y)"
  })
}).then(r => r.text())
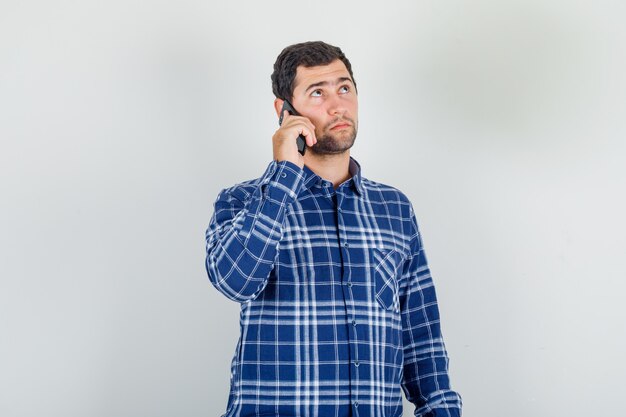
top-left (339, 85), bottom-right (350, 93)
top-left (311, 90), bottom-right (322, 97)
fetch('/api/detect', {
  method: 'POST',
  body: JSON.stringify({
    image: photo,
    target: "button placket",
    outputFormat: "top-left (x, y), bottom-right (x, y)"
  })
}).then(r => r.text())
top-left (336, 193), bottom-right (360, 411)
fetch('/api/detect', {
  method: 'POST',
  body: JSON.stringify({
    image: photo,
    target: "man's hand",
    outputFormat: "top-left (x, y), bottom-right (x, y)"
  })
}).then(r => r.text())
top-left (272, 110), bottom-right (317, 169)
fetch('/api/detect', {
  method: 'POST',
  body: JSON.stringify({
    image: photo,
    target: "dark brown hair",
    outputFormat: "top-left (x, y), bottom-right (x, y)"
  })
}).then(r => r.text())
top-left (271, 41), bottom-right (357, 100)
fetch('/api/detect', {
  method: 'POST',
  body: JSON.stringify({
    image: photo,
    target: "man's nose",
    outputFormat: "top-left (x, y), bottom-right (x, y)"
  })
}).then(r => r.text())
top-left (326, 94), bottom-right (347, 116)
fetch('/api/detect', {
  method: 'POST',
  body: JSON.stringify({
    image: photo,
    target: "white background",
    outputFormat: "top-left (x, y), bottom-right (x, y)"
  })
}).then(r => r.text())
top-left (1, 1), bottom-right (625, 416)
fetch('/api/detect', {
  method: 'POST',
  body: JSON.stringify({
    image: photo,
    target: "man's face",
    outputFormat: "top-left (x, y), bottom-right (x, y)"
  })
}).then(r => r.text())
top-left (290, 59), bottom-right (358, 155)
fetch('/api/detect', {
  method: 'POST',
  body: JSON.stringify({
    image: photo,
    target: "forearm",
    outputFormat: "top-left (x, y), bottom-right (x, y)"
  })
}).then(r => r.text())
top-left (205, 160), bottom-right (304, 302)
top-left (401, 207), bottom-right (462, 416)
top-left (401, 275), bottom-right (462, 416)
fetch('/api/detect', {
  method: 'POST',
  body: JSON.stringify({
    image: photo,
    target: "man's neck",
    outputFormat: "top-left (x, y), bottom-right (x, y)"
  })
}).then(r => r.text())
top-left (304, 151), bottom-right (351, 190)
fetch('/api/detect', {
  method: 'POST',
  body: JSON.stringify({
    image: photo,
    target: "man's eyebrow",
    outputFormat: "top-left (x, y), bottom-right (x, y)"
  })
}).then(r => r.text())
top-left (304, 77), bottom-right (353, 93)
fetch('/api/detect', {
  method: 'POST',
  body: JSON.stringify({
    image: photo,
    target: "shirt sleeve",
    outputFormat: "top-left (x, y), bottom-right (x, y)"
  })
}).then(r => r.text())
top-left (399, 204), bottom-right (463, 416)
top-left (204, 160), bottom-right (305, 303)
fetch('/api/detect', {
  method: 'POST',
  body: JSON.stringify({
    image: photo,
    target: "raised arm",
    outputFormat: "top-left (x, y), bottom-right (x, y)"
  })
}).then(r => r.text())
top-left (205, 160), bottom-right (304, 302)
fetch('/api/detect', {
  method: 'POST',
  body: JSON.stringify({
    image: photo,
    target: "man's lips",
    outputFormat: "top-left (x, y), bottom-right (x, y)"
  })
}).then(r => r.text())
top-left (330, 122), bottom-right (351, 130)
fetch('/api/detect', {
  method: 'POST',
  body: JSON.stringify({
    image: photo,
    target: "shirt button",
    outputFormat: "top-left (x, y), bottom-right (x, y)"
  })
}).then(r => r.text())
top-left (354, 361), bottom-right (360, 367)
top-left (347, 281), bottom-right (353, 288)
top-left (281, 173), bottom-right (287, 178)
top-left (352, 320), bottom-right (357, 327)
top-left (343, 242), bottom-right (349, 248)
top-left (354, 401), bottom-right (359, 408)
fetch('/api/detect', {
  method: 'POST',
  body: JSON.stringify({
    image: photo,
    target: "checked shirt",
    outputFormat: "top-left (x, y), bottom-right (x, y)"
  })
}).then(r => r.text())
top-left (205, 157), bottom-right (462, 417)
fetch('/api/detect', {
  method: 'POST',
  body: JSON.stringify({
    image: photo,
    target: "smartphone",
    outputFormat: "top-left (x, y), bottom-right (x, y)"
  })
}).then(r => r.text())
top-left (278, 100), bottom-right (307, 156)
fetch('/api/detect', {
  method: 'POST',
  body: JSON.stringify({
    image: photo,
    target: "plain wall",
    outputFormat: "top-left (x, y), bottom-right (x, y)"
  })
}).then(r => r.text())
top-left (1, 1), bottom-right (625, 416)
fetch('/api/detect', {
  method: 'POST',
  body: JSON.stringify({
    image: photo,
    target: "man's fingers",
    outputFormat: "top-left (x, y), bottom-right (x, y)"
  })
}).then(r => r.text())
top-left (283, 116), bottom-right (317, 146)
top-left (298, 126), bottom-right (316, 147)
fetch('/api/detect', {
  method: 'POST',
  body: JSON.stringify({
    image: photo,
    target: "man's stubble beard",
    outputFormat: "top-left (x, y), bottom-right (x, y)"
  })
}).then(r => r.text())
top-left (309, 118), bottom-right (358, 155)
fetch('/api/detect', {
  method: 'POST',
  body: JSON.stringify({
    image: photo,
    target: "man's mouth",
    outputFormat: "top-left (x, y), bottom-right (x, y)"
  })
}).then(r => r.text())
top-left (330, 122), bottom-right (351, 130)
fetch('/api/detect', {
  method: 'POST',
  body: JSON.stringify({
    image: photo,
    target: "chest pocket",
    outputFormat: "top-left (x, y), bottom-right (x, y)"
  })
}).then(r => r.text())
top-left (372, 248), bottom-right (405, 313)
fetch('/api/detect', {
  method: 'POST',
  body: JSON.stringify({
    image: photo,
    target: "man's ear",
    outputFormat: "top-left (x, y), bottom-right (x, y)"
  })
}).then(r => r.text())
top-left (274, 98), bottom-right (284, 118)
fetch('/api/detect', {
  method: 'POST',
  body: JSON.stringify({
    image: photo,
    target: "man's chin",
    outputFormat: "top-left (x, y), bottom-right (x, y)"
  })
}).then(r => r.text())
top-left (310, 129), bottom-right (357, 155)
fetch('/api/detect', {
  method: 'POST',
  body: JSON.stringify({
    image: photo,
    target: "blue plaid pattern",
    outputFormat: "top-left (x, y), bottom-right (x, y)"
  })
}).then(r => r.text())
top-left (205, 157), bottom-right (462, 417)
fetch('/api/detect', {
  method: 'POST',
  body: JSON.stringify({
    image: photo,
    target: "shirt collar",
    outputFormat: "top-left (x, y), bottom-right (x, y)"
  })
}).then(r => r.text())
top-left (300, 156), bottom-right (364, 196)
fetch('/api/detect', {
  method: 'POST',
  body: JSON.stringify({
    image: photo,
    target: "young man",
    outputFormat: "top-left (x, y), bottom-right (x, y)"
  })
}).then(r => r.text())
top-left (205, 41), bottom-right (462, 417)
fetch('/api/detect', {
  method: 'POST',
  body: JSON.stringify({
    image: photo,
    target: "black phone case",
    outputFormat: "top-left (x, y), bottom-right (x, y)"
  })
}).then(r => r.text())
top-left (279, 100), bottom-right (307, 156)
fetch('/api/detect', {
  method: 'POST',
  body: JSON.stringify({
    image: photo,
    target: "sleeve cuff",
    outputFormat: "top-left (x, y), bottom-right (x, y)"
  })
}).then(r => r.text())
top-left (260, 160), bottom-right (305, 202)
